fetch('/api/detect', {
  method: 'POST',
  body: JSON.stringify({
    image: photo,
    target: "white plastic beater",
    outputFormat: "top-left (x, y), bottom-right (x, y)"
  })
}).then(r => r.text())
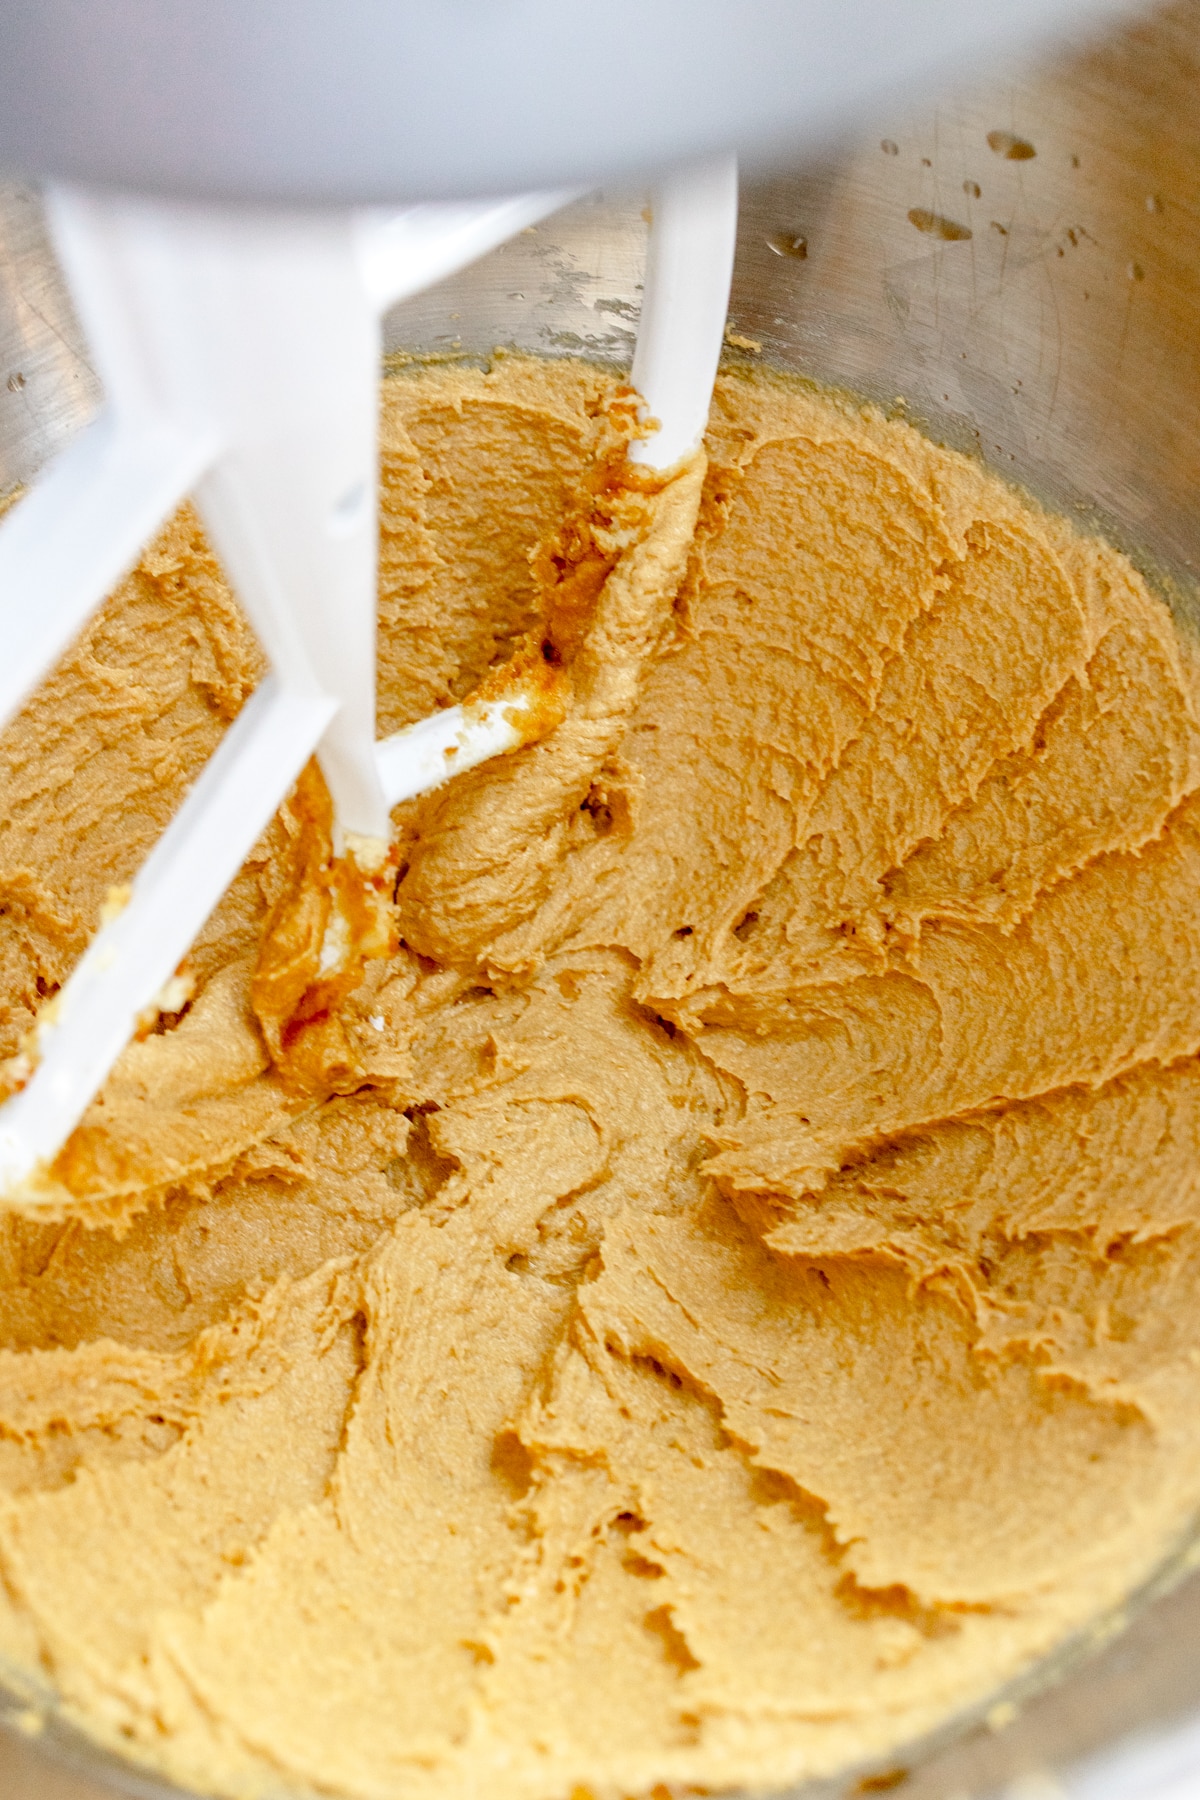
top-left (0, 156), bottom-right (737, 1199)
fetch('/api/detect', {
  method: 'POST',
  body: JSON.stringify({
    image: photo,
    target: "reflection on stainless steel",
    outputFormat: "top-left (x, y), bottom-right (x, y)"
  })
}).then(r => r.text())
top-left (0, 185), bottom-right (97, 496)
top-left (5, 3), bottom-right (1200, 1795)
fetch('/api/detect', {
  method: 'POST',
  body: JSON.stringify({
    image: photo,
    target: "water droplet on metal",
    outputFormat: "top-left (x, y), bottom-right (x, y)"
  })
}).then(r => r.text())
top-left (1127, 261), bottom-right (1145, 281)
top-left (767, 231), bottom-right (808, 260)
top-left (881, 139), bottom-right (899, 156)
top-left (963, 180), bottom-right (982, 198)
top-left (907, 209), bottom-right (973, 242)
top-left (987, 130), bottom-right (1036, 160)
top-left (1146, 193), bottom-right (1163, 213)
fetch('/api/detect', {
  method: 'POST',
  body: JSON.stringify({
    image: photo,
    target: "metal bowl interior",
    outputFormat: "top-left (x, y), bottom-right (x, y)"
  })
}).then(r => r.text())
top-left (4, 4), bottom-right (1200, 1793)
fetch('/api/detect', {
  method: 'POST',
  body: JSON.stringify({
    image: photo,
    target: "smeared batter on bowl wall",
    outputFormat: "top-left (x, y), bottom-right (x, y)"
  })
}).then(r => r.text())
top-left (0, 354), bottom-right (1199, 1799)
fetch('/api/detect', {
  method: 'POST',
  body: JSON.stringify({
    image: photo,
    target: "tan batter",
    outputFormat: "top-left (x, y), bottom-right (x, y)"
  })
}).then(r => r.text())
top-left (1, 355), bottom-right (1200, 1799)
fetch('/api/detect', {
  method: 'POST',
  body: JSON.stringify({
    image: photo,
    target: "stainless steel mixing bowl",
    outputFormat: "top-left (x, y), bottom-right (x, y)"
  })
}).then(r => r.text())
top-left (4, 3), bottom-right (1200, 1793)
